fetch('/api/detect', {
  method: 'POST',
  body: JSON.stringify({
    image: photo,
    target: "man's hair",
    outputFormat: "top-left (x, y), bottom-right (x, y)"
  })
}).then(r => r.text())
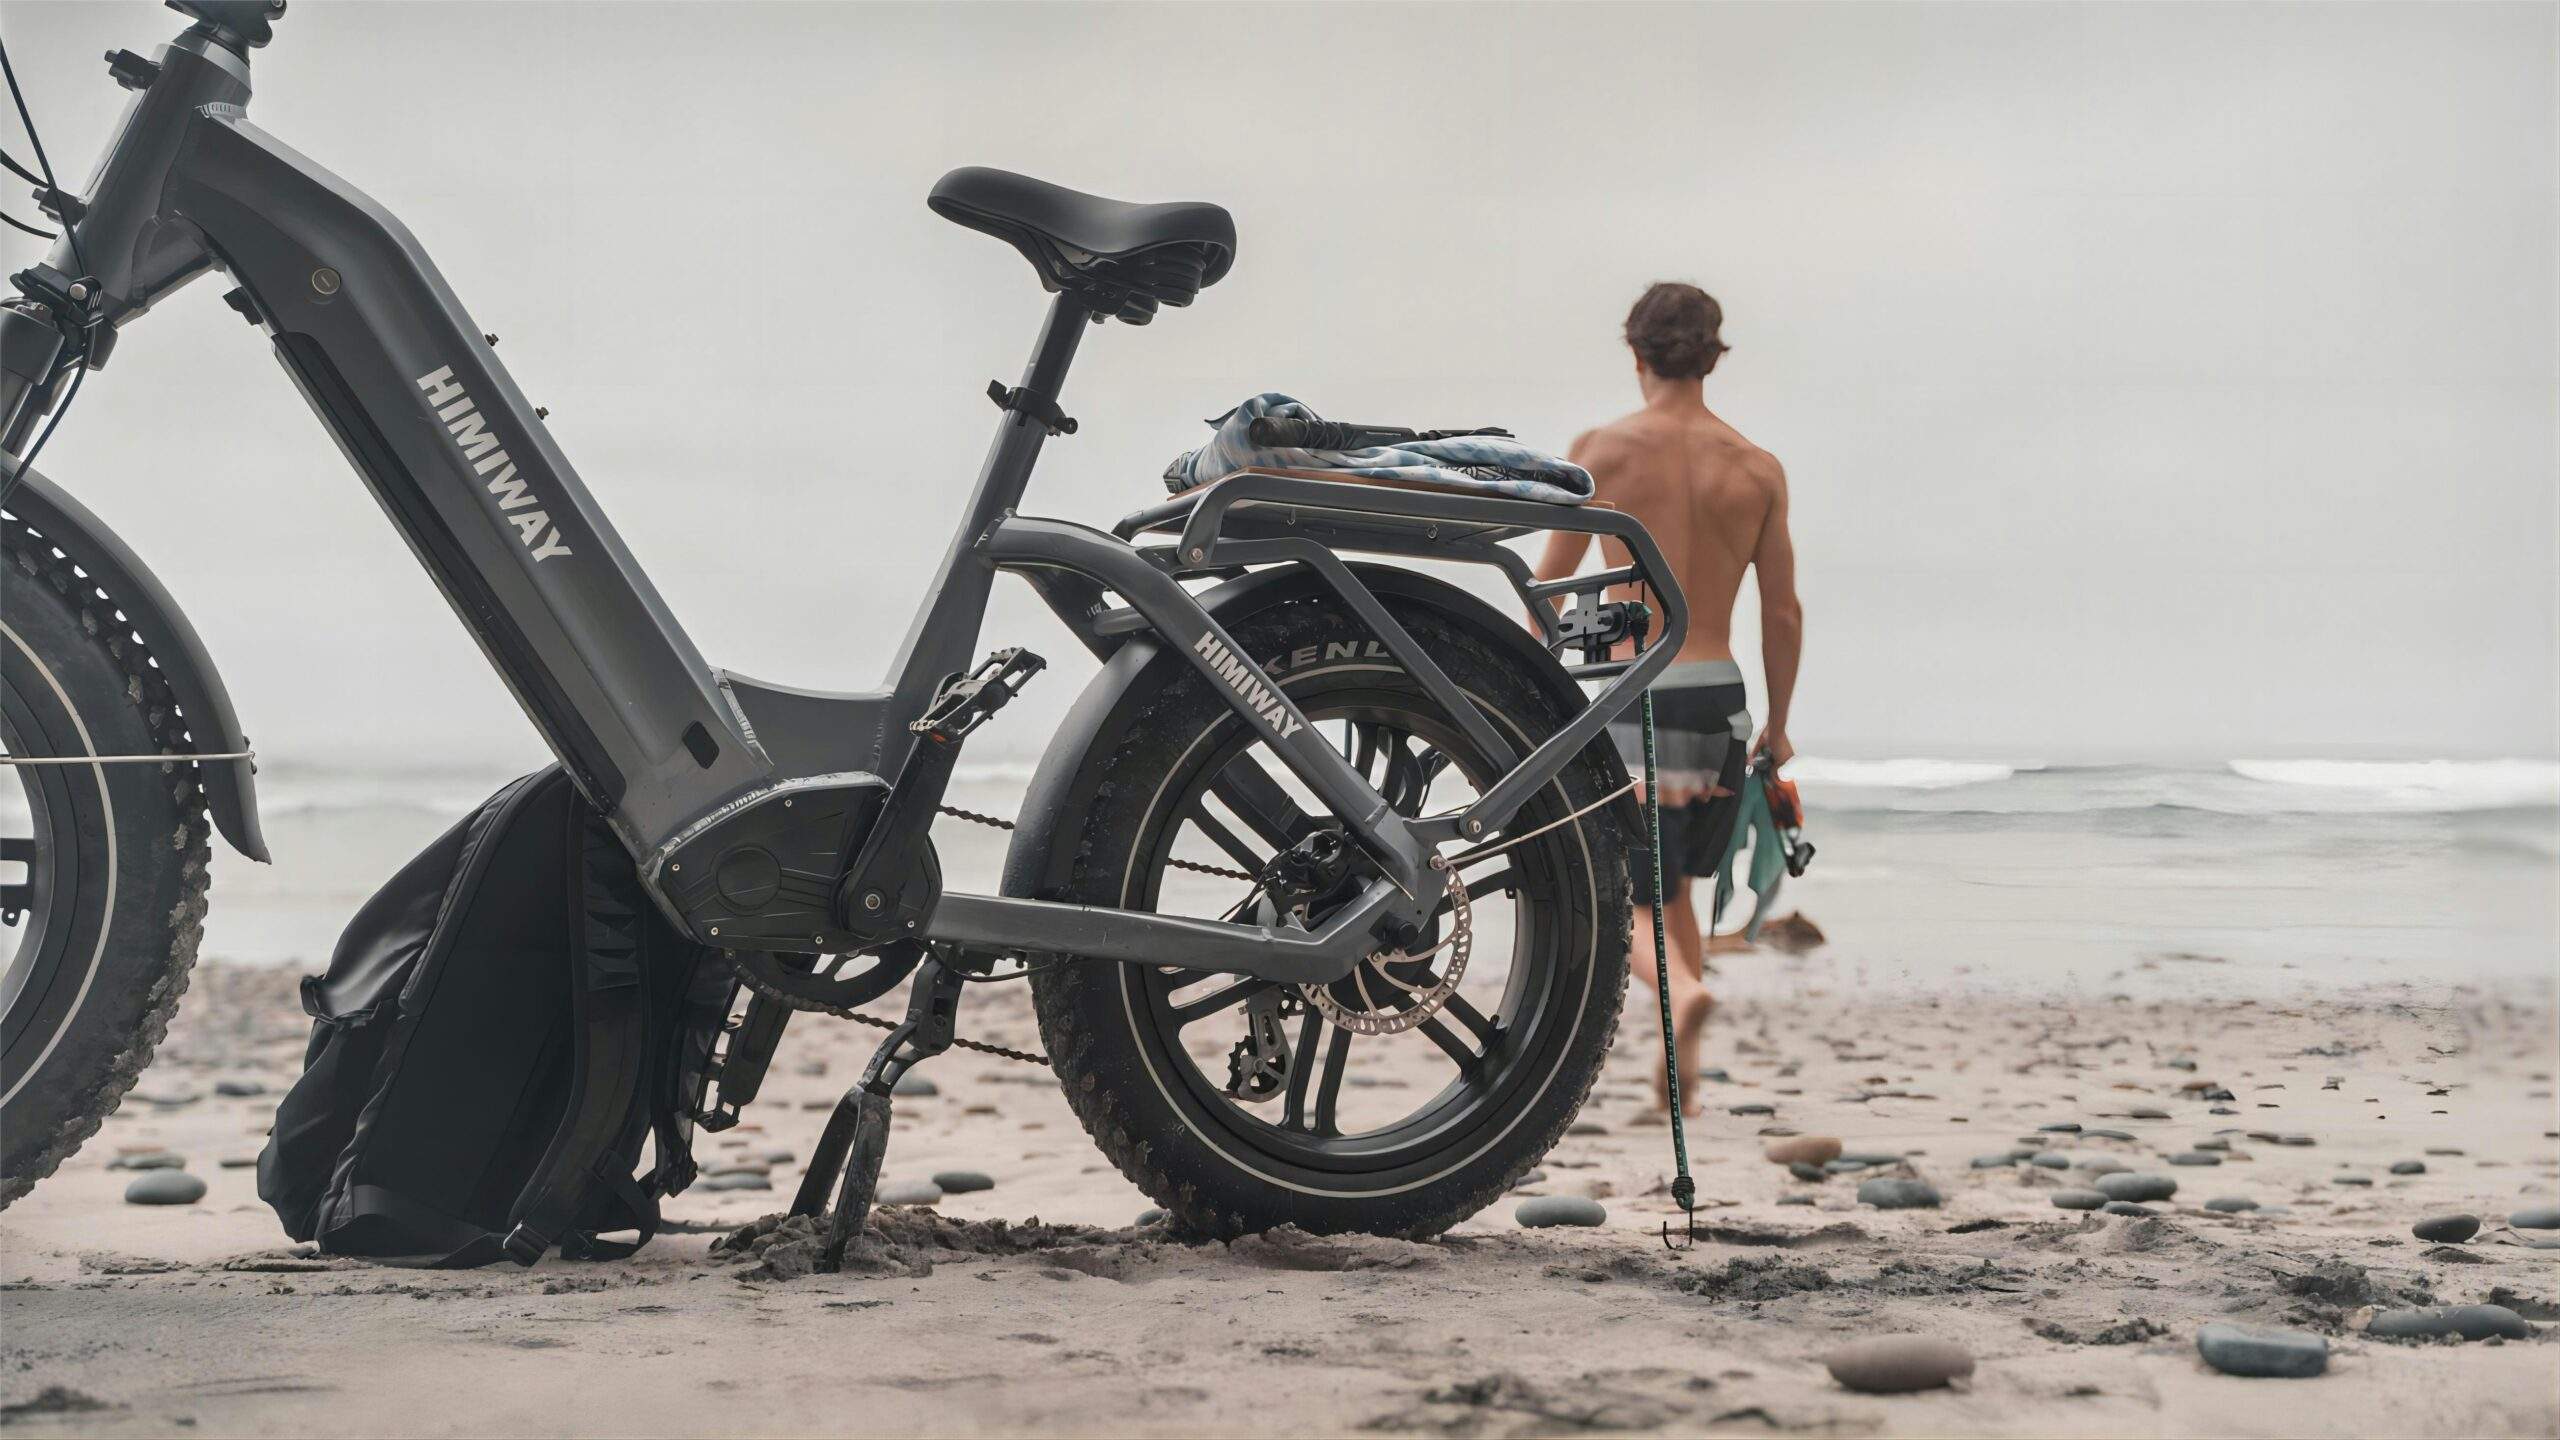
top-left (1624, 282), bottom-right (1729, 380)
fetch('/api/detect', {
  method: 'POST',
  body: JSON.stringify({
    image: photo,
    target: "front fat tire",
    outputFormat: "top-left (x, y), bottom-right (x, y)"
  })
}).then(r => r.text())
top-left (1031, 592), bottom-right (1632, 1239)
top-left (0, 520), bottom-right (212, 1208)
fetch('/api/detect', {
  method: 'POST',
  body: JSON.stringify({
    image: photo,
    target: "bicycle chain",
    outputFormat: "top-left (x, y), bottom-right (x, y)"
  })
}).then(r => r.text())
top-left (936, 804), bottom-right (1254, 883)
top-left (718, 802), bottom-right (1257, 1068)
top-left (729, 951), bottom-right (1051, 1067)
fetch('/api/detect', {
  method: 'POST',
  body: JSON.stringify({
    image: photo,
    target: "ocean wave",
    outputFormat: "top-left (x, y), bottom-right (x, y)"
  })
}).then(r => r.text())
top-left (1783, 758), bottom-right (2027, 790)
top-left (2227, 759), bottom-right (2560, 812)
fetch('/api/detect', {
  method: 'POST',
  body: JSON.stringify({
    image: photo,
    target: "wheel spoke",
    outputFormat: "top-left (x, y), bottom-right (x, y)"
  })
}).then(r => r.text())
top-left (1308, 1026), bottom-right (1352, 1137)
top-left (1439, 991), bottom-right (1499, 1052)
top-left (1417, 1015), bottom-right (1479, 1069)
top-left (1168, 976), bottom-right (1276, 1027)
top-left (1210, 766), bottom-right (1311, 853)
top-left (1185, 802), bottom-right (1268, 876)
top-left (0, 834), bottom-right (30, 922)
top-left (1463, 866), bottom-right (1517, 903)
top-left (1280, 1006), bottom-right (1323, 1130)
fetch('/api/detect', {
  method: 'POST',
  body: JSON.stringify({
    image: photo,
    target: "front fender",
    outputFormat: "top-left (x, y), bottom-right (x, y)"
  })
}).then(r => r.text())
top-left (999, 563), bottom-right (1632, 902)
top-left (2, 468), bottom-right (269, 862)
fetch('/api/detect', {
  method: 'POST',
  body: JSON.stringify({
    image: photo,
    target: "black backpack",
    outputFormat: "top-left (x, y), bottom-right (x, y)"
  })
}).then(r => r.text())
top-left (258, 767), bottom-right (735, 1266)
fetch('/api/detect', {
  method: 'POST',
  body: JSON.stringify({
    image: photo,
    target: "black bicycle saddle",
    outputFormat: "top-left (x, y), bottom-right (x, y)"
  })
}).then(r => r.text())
top-left (929, 166), bottom-right (1235, 325)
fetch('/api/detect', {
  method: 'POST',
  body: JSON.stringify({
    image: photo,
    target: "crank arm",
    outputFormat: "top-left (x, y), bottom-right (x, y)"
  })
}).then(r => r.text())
top-left (924, 880), bottom-right (1403, 986)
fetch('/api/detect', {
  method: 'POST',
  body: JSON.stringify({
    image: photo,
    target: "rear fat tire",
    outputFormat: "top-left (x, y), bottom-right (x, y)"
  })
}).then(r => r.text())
top-left (1030, 592), bottom-right (1631, 1239)
top-left (0, 518), bottom-right (212, 1208)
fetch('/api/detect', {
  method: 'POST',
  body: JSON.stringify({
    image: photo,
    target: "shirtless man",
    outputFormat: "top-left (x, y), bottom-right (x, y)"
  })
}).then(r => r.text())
top-left (1533, 282), bottom-right (1802, 1115)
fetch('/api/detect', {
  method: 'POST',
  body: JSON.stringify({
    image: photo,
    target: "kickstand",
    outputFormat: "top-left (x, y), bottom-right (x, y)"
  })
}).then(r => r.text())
top-left (791, 953), bottom-right (967, 1271)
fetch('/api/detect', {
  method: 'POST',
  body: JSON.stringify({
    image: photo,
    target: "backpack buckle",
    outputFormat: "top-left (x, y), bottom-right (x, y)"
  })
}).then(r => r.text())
top-left (500, 1223), bottom-right (550, 1266)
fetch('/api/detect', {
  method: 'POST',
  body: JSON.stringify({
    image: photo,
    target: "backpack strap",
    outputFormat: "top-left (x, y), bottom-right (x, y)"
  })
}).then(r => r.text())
top-left (498, 803), bottom-right (655, 1266)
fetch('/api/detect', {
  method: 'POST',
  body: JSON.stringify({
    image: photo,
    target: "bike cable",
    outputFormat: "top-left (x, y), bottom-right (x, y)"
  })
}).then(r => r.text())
top-left (0, 32), bottom-right (97, 505)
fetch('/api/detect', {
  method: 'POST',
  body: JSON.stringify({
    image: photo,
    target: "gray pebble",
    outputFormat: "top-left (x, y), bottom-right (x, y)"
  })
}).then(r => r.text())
top-left (212, 1078), bottom-right (266, 1098)
top-left (1516, 1195), bottom-right (1607, 1228)
top-left (123, 1171), bottom-right (207, 1205)
top-left (1136, 1207), bottom-right (1165, 1226)
top-left (2103, 1201), bottom-right (2157, 1217)
top-left (1789, 1162), bottom-right (1827, 1182)
top-left (699, 1172), bottom-right (769, 1191)
top-left (2097, 1173), bottom-right (2177, 1204)
top-left (878, 1180), bottom-right (944, 1206)
top-left (1823, 1159), bottom-right (1872, 1174)
top-left (2084, 1128), bottom-right (2137, 1142)
top-left (890, 1073), bottom-right (939, 1098)
top-left (1728, 1103), bottom-right (1776, 1117)
top-left (2052, 1189), bottom-right (2109, 1211)
top-left (2277, 1134), bottom-right (2316, 1147)
top-left (1970, 1154), bottom-right (2018, 1169)
top-left (1512, 1168), bottom-right (1549, 1190)
top-left (2508, 1204), bottom-right (2560, 1230)
top-left (2037, 1122), bottom-right (2083, 1133)
top-left (2331, 1175), bottom-right (2373, 1187)
top-left (705, 1163), bottom-right (770, 1179)
top-left (2076, 1157), bottom-right (2131, 1176)
top-left (2367, 1304), bottom-right (2530, 1342)
top-left (2029, 1152), bottom-right (2073, 1169)
top-left (1840, 1152), bottom-right (1903, 1167)
top-left (932, 1170), bottom-right (995, 1194)
top-left (2169, 1152), bottom-right (2223, 1167)
top-left (1855, 1177), bottom-right (1941, 1210)
top-left (1699, 1068), bottom-right (1730, 1082)
top-left (217, 1155), bottom-right (258, 1169)
top-left (2388, 1160), bottom-right (2425, 1176)
top-left (2127, 1107), bottom-right (2170, 1120)
top-left (1777, 1194), bottom-right (1816, 1207)
top-left (2196, 1322), bottom-right (2327, 1378)
top-left (108, 1150), bottom-right (185, 1171)
top-left (2204, 1196), bottom-right (2259, 1213)
top-left (2195, 1137), bottom-right (2232, 1151)
top-left (1821, 1335), bottom-right (1974, 1394)
top-left (2411, 1214), bottom-right (2479, 1243)
top-left (763, 1149), bottom-right (796, 1166)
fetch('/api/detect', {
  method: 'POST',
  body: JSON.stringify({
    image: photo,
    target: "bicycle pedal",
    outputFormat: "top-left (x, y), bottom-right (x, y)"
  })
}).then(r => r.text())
top-left (911, 647), bottom-right (1046, 741)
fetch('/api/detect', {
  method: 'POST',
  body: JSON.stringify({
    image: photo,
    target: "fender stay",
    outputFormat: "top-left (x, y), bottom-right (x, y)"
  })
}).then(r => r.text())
top-left (2, 467), bottom-right (269, 862)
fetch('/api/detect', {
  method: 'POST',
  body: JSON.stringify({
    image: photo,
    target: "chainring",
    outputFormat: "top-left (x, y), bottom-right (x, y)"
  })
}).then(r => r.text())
top-left (729, 943), bottom-right (922, 1015)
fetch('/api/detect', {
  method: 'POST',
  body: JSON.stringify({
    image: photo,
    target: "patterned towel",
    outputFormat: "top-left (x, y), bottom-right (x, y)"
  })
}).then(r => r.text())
top-left (1163, 393), bottom-right (1593, 506)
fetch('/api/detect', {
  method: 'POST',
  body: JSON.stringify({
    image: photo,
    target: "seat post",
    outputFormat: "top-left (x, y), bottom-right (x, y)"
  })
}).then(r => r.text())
top-left (879, 290), bottom-right (1094, 734)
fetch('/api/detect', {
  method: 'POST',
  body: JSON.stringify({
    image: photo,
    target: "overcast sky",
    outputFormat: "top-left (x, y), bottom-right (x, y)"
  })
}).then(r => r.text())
top-left (5, 0), bottom-right (2552, 772)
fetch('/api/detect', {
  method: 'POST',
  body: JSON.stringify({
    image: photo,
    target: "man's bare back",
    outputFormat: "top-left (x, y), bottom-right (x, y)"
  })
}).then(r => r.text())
top-left (1573, 406), bottom-right (1789, 671)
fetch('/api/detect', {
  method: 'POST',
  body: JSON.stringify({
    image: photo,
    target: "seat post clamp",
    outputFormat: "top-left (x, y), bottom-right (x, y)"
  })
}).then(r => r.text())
top-left (987, 380), bottom-right (1077, 437)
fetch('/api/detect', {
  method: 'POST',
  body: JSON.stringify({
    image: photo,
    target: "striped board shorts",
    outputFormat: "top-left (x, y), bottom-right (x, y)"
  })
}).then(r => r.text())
top-left (1608, 659), bottom-right (1752, 893)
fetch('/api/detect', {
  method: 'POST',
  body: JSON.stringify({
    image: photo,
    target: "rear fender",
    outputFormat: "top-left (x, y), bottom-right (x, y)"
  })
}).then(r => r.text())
top-left (1000, 563), bottom-right (1632, 901)
top-left (2, 468), bottom-right (269, 862)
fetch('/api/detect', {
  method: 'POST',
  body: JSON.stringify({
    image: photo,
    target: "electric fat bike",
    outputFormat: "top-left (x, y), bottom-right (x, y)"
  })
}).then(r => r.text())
top-left (0, 0), bottom-right (1688, 1238)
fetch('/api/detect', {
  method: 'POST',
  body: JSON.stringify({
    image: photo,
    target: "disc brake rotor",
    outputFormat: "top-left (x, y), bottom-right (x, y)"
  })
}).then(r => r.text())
top-left (1298, 869), bottom-right (1471, 1036)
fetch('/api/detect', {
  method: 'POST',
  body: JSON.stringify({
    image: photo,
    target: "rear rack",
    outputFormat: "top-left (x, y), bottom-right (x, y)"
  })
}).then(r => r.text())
top-left (1108, 471), bottom-right (1687, 838)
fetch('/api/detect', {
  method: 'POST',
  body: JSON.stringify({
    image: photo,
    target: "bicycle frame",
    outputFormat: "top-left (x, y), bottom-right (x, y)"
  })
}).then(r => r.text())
top-left (4, 26), bottom-right (1687, 990)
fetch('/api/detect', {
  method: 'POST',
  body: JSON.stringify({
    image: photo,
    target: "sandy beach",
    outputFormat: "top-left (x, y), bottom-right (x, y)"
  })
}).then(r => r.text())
top-left (3, 770), bottom-right (2556, 1437)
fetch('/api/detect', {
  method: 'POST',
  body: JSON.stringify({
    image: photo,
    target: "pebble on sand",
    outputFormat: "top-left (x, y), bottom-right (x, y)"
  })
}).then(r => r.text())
top-left (124, 1171), bottom-right (206, 1206)
top-left (2388, 1160), bottom-right (2425, 1176)
top-left (2195, 1322), bottom-right (2328, 1379)
top-left (2028, 1152), bottom-right (2072, 1169)
top-left (2507, 1204), bottom-right (2560, 1230)
top-left (890, 1073), bottom-right (939, 1098)
top-left (2126, 1107), bottom-right (2170, 1120)
top-left (1136, 1207), bottom-right (1166, 1226)
top-left (2052, 1190), bottom-right (2108, 1211)
top-left (2204, 1197), bottom-right (2259, 1213)
top-left (2102, 1201), bottom-right (2157, 1217)
top-left (2366, 1305), bottom-right (2531, 1342)
top-left (1970, 1155), bottom-right (2018, 1169)
top-left (1764, 1135), bottom-right (1843, 1167)
top-left (1516, 1195), bottom-right (1607, 1228)
top-left (932, 1170), bottom-right (995, 1194)
top-left (212, 1078), bottom-right (266, 1098)
top-left (2169, 1153), bottom-right (2223, 1167)
top-left (2076, 1158), bottom-right (2131, 1176)
top-left (107, 1150), bottom-right (185, 1171)
top-left (878, 1180), bottom-right (944, 1207)
top-left (2037, 1122), bottom-right (2083, 1134)
top-left (1728, 1103), bottom-right (1777, 1117)
top-left (2096, 1173), bottom-right (2177, 1204)
top-left (1820, 1336), bottom-right (1974, 1394)
top-left (700, 1172), bottom-right (770, 1192)
top-left (2411, 1214), bottom-right (2479, 1244)
top-left (2331, 1175), bottom-right (2373, 1187)
top-left (1789, 1162), bottom-right (1828, 1183)
top-left (1856, 1178), bottom-right (1941, 1210)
